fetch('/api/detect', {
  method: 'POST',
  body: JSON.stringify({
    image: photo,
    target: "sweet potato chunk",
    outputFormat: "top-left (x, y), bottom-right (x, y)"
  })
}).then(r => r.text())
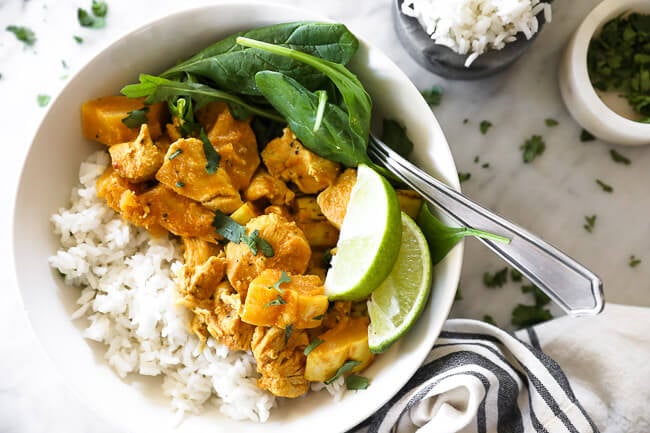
top-left (304, 316), bottom-right (374, 382)
top-left (316, 168), bottom-right (357, 229)
top-left (81, 96), bottom-right (166, 145)
top-left (241, 270), bottom-right (328, 329)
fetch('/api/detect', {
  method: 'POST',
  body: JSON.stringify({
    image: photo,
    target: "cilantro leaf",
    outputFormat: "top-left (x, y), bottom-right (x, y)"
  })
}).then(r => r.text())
top-left (609, 149), bottom-right (631, 165)
top-left (421, 85), bottom-right (442, 107)
top-left (458, 172), bottom-right (471, 183)
top-left (6, 25), bottom-right (36, 46)
top-left (479, 120), bottom-right (492, 134)
top-left (304, 338), bottom-right (324, 356)
top-left (580, 129), bottom-right (595, 142)
top-left (629, 255), bottom-right (641, 267)
top-left (325, 360), bottom-right (361, 385)
top-left (92, 0), bottom-right (108, 18)
top-left (510, 268), bottom-right (522, 282)
top-left (483, 267), bottom-right (508, 288)
top-left (583, 214), bottom-right (596, 233)
top-left (521, 284), bottom-right (550, 307)
top-left (596, 179), bottom-right (613, 193)
top-left (37, 94), bottom-right (51, 107)
top-left (520, 135), bottom-right (545, 163)
top-left (212, 211), bottom-right (245, 243)
top-left (511, 304), bottom-right (552, 328)
top-left (264, 295), bottom-right (287, 308)
top-left (345, 374), bottom-right (369, 390)
top-left (121, 106), bottom-right (149, 128)
top-left (482, 314), bottom-right (497, 326)
top-left (73, 35), bottom-right (84, 44)
top-left (545, 118), bottom-right (559, 127)
top-left (284, 324), bottom-right (293, 345)
top-left (269, 271), bottom-right (291, 294)
top-left (78, 8), bottom-right (106, 28)
top-left (199, 128), bottom-right (220, 174)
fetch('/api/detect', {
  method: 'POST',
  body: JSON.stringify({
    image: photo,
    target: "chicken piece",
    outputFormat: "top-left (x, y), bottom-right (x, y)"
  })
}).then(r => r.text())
top-left (243, 168), bottom-right (295, 206)
top-left (251, 326), bottom-right (310, 398)
top-left (184, 252), bottom-right (227, 300)
top-left (186, 281), bottom-right (255, 351)
top-left (304, 316), bottom-right (374, 382)
top-left (197, 102), bottom-right (260, 190)
top-left (81, 96), bottom-right (167, 145)
top-left (225, 213), bottom-right (311, 298)
top-left (396, 189), bottom-right (423, 219)
top-left (96, 167), bottom-right (166, 235)
top-left (316, 168), bottom-right (357, 229)
top-left (321, 301), bottom-right (352, 330)
top-left (264, 205), bottom-right (293, 221)
top-left (182, 237), bottom-right (221, 267)
top-left (293, 196), bottom-right (339, 248)
top-left (108, 124), bottom-right (164, 182)
top-left (241, 270), bottom-right (328, 329)
top-left (262, 128), bottom-right (340, 194)
top-left (156, 138), bottom-right (243, 214)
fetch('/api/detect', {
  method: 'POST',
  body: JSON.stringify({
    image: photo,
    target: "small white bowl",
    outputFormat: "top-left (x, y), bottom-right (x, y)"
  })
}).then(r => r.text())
top-left (12, 2), bottom-right (462, 433)
top-left (559, 0), bottom-right (650, 146)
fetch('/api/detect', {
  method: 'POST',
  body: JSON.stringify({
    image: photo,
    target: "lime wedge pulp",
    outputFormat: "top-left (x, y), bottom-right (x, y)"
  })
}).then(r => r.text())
top-left (324, 164), bottom-right (402, 301)
top-left (367, 212), bottom-right (433, 354)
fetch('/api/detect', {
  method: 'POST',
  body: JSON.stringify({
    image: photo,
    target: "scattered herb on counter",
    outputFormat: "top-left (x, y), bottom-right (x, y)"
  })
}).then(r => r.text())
top-left (510, 268), bottom-right (522, 282)
top-left (6, 25), bottom-right (36, 46)
top-left (284, 324), bottom-right (293, 344)
top-left (421, 85), bottom-right (443, 107)
top-left (463, 118), bottom-right (469, 124)
top-left (511, 303), bottom-right (552, 328)
top-left (610, 149), bottom-right (631, 165)
top-left (121, 106), bottom-right (149, 128)
top-left (483, 267), bottom-right (508, 288)
top-left (479, 120), bottom-right (492, 134)
top-left (264, 295), bottom-right (287, 308)
top-left (481, 162), bottom-right (490, 169)
top-left (629, 255), bottom-right (641, 268)
top-left (269, 271), bottom-right (291, 294)
top-left (346, 374), bottom-right (369, 390)
top-left (304, 338), bottom-right (324, 356)
top-left (587, 13), bottom-right (650, 121)
top-left (596, 179), bottom-right (613, 193)
top-left (0, 73), bottom-right (3, 80)
top-left (458, 172), bottom-right (471, 183)
top-left (325, 360), bottom-right (361, 384)
top-left (583, 214), bottom-right (597, 233)
top-left (382, 119), bottom-right (414, 157)
top-left (473, 156), bottom-right (479, 163)
top-left (78, 7), bottom-right (105, 29)
top-left (92, 0), bottom-right (108, 17)
top-left (545, 118), bottom-right (558, 127)
top-left (580, 129), bottom-right (595, 142)
top-left (199, 128), bottom-right (221, 174)
top-left (61, 59), bottom-right (68, 69)
top-left (520, 135), bottom-right (545, 163)
top-left (73, 35), bottom-right (83, 44)
top-left (37, 94), bottom-right (51, 107)
top-left (521, 284), bottom-right (551, 307)
top-left (482, 314), bottom-right (497, 326)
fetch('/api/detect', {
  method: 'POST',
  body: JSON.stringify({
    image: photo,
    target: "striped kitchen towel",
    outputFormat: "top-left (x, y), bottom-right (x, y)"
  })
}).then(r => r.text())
top-left (355, 319), bottom-right (598, 433)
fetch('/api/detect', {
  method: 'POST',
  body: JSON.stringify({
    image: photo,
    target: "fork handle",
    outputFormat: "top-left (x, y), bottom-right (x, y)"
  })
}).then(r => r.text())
top-left (370, 143), bottom-right (604, 316)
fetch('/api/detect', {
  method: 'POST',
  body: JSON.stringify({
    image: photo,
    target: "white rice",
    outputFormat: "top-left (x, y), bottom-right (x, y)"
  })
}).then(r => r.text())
top-left (48, 151), bottom-right (276, 422)
top-left (401, 0), bottom-right (552, 67)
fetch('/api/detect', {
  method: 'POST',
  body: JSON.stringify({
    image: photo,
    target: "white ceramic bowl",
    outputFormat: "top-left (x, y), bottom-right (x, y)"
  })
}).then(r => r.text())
top-left (559, 0), bottom-right (650, 146)
top-left (12, 3), bottom-right (462, 433)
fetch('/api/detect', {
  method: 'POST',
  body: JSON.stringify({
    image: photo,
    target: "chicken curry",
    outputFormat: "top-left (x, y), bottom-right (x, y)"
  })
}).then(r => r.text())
top-left (82, 95), bottom-right (422, 398)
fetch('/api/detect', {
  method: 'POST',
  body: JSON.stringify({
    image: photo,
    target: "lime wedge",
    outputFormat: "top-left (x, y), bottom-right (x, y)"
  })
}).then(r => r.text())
top-left (367, 212), bottom-right (432, 354)
top-left (324, 164), bottom-right (402, 301)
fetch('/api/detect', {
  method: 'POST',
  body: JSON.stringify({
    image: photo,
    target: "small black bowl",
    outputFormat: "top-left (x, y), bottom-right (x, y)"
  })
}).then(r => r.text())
top-left (393, 0), bottom-right (548, 80)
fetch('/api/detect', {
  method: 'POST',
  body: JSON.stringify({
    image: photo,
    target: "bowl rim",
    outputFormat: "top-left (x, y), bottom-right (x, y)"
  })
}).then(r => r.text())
top-left (568, 0), bottom-right (650, 134)
top-left (11, 2), bottom-right (462, 432)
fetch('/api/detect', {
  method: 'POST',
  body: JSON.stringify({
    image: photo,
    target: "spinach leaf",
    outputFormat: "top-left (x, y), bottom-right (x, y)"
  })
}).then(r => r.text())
top-left (121, 74), bottom-right (284, 122)
top-left (417, 204), bottom-right (510, 265)
top-left (255, 71), bottom-right (371, 167)
top-left (162, 22), bottom-right (358, 96)
top-left (381, 119), bottom-right (414, 157)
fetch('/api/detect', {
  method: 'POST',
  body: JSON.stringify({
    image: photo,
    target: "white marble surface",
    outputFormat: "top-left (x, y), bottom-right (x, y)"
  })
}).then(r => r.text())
top-left (1, 0), bottom-right (648, 432)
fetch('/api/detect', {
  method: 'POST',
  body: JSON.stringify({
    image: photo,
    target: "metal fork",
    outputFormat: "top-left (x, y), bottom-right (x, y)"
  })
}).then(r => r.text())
top-left (368, 134), bottom-right (604, 316)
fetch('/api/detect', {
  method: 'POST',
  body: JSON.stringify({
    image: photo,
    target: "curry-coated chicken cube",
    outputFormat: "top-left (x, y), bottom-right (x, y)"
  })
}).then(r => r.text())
top-left (225, 213), bottom-right (311, 298)
top-left (186, 281), bottom-right (255, 351)
top-left (251, 326), bottom-right (310, 398)
top-left (155, 138), bottom-right (243, 214)
top-left (108, 124), bottom-right (164, 182)
top-left (197, 102), bottom-right (260, 190)
top-left (183, 251), bottom-right (227, 300)
top-left (241, 270), bottom-right (328, 329)
top-left (243, 168), bottom-right (295, 206)
top-left (182, 237), bottom-right (221, 267)
top-left (261, 128), bottom-right (340, 194)
top-left (304, 316), bottom-right (374, 382)
top-left (264, 205), bottom-right (293, 221)
top-left (316, 168), bottom-right (357, 229)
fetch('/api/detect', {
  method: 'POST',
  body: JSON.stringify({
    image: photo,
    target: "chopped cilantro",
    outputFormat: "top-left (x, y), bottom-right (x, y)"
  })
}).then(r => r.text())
top-left (168, 148), bottom-right (182, 160)
top-left (325, 360), bottom-right (361, 385)
top-left (520, 135), bottom-right (545, 163)
top-left (545, 118), bottom-right (559, 127)
top-left (312, 314), bottom-right (324, 321)
top-left (483, 267), bottom-right (508, 288)
top-left (73, 35), bottom-right (84, 44)
top-left (175, 181), bottom-right (185, 188)
top-left (421, 85), bottom-right (442, 107)
top-left (264, 295), bottom-right (287, 308)
top-left (284, 324), bottom-right (293, 344)
top-left (121, 106), bottom-right (149, 128)
top-left (199, 128), bottom-right (220, 174)
top-left (6, 25), bottom-right (36, 46)
top-left (596, 179), bottom-right (613, 193)
top-left (61, 59), bottom-right (68, 69)
top-left (212, 212), bottom-right (274, 257)
top-left (78, 8), bottom-right (106, 28)
top-left (610, 149), bottom-right (631, 165)
top-left (580, 129), bottom-right (596, 142)
top-left (304, 338), bottom-right (324, 356)
top-left (629, 255), bottom-right (641, 267)
top-left (479, 120), bottom-right (492, 134)
top-left (37, 94), bottom-right (51, 107)
top-left (583, 215), bottom-right (596, 233)
top-left (346, 375), bottom-right (369, 390)
top-left (463, 118), bottom-right (469, 124)
top-left (510, 268), bottom-right (522, 282)
top-left (482, 315), bottom-right (497, 326)
top-left (481, 162), bottom-right (490, 169)
top-left (473, 156), bottom-right (479, 163)
top-left (269, 271), bottom-right (291, 294)
top-left (458, 172), bottom-right (471, 183)
top-left (92, 0), bottom-right (108, 17)
top-left (511, 304), bottom-right (552, 328)
top-left (521, 284), bottom-right (550, 307)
